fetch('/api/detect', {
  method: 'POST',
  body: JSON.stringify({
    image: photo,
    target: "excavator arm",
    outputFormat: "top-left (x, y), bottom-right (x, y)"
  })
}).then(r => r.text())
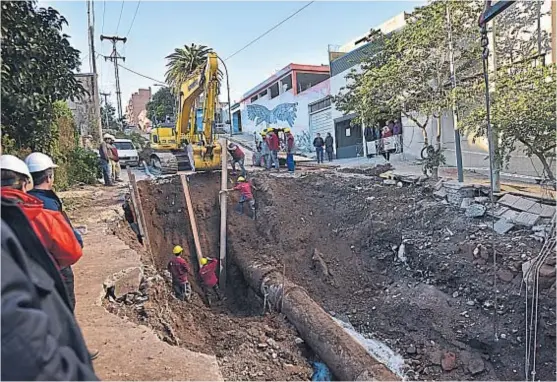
top-left (200, 53), bottom-right (219, 146)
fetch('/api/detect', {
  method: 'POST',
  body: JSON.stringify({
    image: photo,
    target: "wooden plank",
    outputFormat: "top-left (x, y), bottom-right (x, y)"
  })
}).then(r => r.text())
top-left (127, 167), bottom-right (153, 259)
top-left (180, 174), bottom-right (204, 265)
top-left (219, 138), bottom-right (228, 289)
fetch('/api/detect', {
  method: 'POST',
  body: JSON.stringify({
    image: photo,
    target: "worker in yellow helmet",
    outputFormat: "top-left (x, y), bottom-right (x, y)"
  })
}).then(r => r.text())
top-left (199, 257), bottom-right (222, 303)
top-left (167, 245), bottom-right (191, 301)
top-left (284, 128), bottom-right (296, 173)
top-left (221, 176), bottom-right (257, 219)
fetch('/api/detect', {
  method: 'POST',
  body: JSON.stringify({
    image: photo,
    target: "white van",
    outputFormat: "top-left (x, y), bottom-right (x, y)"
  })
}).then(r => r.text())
top-left (113, 139), bottom-right (139, 167)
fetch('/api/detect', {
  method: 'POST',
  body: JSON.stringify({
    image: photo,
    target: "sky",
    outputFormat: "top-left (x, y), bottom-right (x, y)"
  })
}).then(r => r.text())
top-left (43, 0), bottom-right (423, 109)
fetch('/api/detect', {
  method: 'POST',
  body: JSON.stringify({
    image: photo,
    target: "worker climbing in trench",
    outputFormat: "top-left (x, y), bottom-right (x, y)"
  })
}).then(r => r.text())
top-left (199, 257), bottom-right (221, 305)
top-left (221, 176), bottom-right (257, 220)
top-left (167, 245), bottom-right (192, 302)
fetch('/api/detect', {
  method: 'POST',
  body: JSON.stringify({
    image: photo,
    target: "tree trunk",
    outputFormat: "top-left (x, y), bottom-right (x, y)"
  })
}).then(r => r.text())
top-left (535, 151), bottom-right (555, 181)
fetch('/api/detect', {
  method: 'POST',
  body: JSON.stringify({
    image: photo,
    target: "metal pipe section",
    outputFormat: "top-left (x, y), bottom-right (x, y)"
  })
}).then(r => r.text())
top-left (231, 252), bottom-right (399, 381)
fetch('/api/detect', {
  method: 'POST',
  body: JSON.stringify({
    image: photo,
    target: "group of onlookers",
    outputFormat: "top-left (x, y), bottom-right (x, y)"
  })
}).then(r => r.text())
top-left (99, 133), bottom-right (123, 186)
top-left (312, 132), bottom-right (335, 164)
top-left (1, 152), bottom-right (98, 380)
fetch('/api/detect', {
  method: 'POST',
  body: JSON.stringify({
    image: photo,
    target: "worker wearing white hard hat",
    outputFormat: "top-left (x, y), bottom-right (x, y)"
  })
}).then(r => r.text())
top-left (99, 134), bottom-right (114, 186)
top-left (1, 154), bottom-right (33, 191)
top-left (24, 152), bottom-right (58, 188)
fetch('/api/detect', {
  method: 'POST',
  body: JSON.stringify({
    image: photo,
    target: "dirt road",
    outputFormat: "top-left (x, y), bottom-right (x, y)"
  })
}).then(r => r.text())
top-left (62, 184), bottom-right (223, 381)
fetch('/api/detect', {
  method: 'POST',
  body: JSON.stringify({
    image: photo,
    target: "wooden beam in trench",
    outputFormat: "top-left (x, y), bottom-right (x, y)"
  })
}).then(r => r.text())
top-left (180, 174), bottom-right (204, 267)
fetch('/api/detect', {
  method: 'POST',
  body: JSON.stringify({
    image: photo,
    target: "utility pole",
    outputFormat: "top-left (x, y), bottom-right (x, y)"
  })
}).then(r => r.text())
top-left (100, 91), bottom-right (111, 130)
top-left (446, 2), bottom-right (463, 182)
top-left (87, 0), bottom-right (103, 143)
top-left (100, 34), bottom-right (127, 125)
top-left (552, 0), bottom-right (556, 64)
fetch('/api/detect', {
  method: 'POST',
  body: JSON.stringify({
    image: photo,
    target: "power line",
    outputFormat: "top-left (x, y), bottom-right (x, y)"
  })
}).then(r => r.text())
top-left (224, 1), bottom-right (315, 61)
top-left (115, 1), bottom-right (125, 34)
top-left (117, 63), bottom-right (165, 85)
top-left (126, 1), bottom-right (142, 37)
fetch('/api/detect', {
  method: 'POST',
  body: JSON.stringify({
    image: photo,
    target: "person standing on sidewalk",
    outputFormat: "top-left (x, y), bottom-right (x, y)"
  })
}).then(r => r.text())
top-left (99, 134), bottom-right (113, 186)
top-left (260, 130), bottom-right (271, 169)
top-left (25, 152), bottom-right (83, 312)
top-left (284, 128), bottom-right (296, 173)
top-left (168, 245), bottom-right (192, 301)
top-left (313, 133), bottom-right (325, 164)
top-left (1, 197), bottom-right (98, 381)
top-left (107, 135), bottom-right (122, 183)
top-left (325, 133), bottom-right (334, 162)
top-left (266, 128), bottom-right (280, 170)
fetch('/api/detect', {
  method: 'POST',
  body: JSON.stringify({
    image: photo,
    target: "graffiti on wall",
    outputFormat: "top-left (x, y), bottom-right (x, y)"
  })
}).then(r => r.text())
top-left (246, 102), bottom-right (298, 127)
top-left (294, 131), bottom-right (313, 154)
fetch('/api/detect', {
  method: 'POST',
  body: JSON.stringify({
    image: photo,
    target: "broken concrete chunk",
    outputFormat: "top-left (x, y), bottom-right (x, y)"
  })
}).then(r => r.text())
top-left (441, 351), bottom-right (457, 371)
top-left (104, 267), bottom-right (143, 298)
top-left (467, 357), bottom-right (485, 375)
top-left (474, 196), bottom-right (490, 203)
top-left (497, 268), bottom-right (514, 283)
top-left (501, 209), bottom-right (520, 222)
top-left (539, 264), bottom-right (556, 278)
top-left (493, 219), bottom-right (515, 235)
top-left (489, 205), bottom-right (509, 218)
top-left (497, 194), bottom-right (520, 208)
top-left (465, 204), bottom-right (486, 218)
top-left (433, 189), bottom-right (447, 199)
top-left (511, 197), bottom-right (536, 212)
top-left (460, 197), bottom-right (474, 210)
top-left (514, 211), bottom-right (540, 227)
top-left (539, 204), bottom-right (556, 218)
top-left (383, 179), bottom-right (397, 185)
top-left (434, 179), bottom-right (444, 190)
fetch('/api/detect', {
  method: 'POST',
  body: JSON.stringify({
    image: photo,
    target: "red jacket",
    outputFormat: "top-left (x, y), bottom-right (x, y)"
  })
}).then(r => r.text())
top-left (199, 258), bottom-right (219, 287)
top-left (229, 146), bottom-right (244, 161)
top-left (168, 256), bottom-right (189, 283)
top-left (0, 188), bottom-right (83, 269)
top-left (286, 133), bottom-right (295, 152)
top-left (266, 133), bottom-right (280, 151)
top-left (234, 182), bottom-right (253, 199)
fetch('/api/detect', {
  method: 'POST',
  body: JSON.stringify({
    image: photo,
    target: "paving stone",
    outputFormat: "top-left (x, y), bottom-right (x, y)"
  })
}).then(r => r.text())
top-left (501, 209), bottom-right (520, 222)
top-left (493, 219), bottom-right (515, 234)
top-left (539, 204), bottom-right (556, 218)
top-left (514, 211), bottom-right (540, 227)
top-left (489, 205), bottom-right (509, 218)
top-left (497, 194), bottom-right (520, 208)
top-left (526, 203), bottom-right (543, 215)
top-left (511, 197), bottom-right (536, 212)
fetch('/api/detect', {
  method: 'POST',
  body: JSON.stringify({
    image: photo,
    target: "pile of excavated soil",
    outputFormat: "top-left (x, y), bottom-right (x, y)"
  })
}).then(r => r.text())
top-left (226, 171), bottom-right (556, 381)
top-left (109, 174), bottom-right (313, 381)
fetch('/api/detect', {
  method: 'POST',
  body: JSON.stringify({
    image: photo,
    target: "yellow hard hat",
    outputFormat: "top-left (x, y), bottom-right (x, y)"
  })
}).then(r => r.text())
top-left (284, 128), bottom-right (291, 133)
top-left (200, 257), bottom-right (208, 266)
top-left (260, 131), bottom-right (266, 136)
top-left (237, 176), bottom-right (246, 182)
top-left (173, 245), bottom-right (183, 255)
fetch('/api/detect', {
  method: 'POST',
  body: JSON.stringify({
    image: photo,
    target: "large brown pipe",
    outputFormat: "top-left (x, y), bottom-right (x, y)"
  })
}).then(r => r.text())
top-left (230, 253), bottom-right (399, 381)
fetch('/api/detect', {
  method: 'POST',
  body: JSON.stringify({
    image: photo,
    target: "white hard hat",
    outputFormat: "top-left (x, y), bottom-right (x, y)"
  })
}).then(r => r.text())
top-left (1, 154), bottom-right (32, 180)
top-left (24, 152), bottom-right (58, 173)
top-left (109, 134), bottom-right (116, 140)
top-left (103, 133), bottom-right (112, 139)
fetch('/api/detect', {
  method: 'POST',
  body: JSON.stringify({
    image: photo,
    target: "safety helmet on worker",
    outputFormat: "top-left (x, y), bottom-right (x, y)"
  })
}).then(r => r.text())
top-left (228, 143), bottom-right (237, 150)
top-left (1, 155), bottom-right (32, 182)
top-left (284, 128), bottom-right (291, 133)
top-left (200, 257), bottom-right (208, 266)
top-left (172, 245), bottom-right (183, 255)
top-left (24, 152), bottom-right (58, 173)
top-left (103, 133), bottom-right (112, 140)
top-left (237, 176), bottom-right (246, 182)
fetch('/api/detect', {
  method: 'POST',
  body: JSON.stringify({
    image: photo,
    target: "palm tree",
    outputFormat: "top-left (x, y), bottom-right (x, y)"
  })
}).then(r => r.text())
top-left (165, 43), bottom-right (220, 92)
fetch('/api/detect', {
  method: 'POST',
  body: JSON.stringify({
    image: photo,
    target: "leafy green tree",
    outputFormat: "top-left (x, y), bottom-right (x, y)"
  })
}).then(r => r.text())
top-left (1, 0), bottom-right (85, 151)
top-left (463, 63), bottom-right (556, 181)
top-left (146, 86), bottom-right (176, 123)
top-left (100, 101), bottom-right (118, 130)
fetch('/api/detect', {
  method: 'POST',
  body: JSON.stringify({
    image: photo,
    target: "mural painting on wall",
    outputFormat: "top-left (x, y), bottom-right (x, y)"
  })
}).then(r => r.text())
top-left (246, 103), bottom-right (298, 128)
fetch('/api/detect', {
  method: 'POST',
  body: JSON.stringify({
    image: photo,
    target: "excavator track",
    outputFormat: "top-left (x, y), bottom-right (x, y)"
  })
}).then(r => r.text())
top-left (149, 150), bottom-right (192, 175)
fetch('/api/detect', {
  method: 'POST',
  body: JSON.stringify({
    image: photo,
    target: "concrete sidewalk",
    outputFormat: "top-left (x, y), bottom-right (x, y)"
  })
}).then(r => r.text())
top-left (66, 186), bottom-right (223, 381)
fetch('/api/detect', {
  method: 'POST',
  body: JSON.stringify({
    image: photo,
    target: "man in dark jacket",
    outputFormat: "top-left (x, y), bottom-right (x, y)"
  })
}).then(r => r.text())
top-left (325, 133), bottom-right (334, 162)
top-left (313, 133), bottom-right (325, 164)
top-left (1, 197), bottom-right (98, 381)
top-left (99, 133), bottom-right (113, 186)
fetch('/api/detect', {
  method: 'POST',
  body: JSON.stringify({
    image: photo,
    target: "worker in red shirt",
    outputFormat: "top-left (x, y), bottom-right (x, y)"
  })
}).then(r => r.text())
top-left (284, 127), bottom-right (296, 173)
top-left (221, 176), bottom-right (257, 220)
top-left (199, 257), bottom-right (221, 302)
top-left (227, 143), bottom-right (246, 177)
top-left (167, 245), bottom-right (191, 301)
top-left (265, 129), bottom-right (280, 170)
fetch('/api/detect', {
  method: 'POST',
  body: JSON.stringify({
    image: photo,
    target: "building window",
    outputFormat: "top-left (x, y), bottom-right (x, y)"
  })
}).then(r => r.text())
top-left (259, 89), bottom-right (268, 99)
top-left (250, 95), bottom-right (258, 103)
top-left (309, 96), bottom-right (332, 113)
top-left (280, 75), bottom-right (293, 92)
top-left (269, 82), bottom-right (279, 99)
top-left (296, 72), bottom-right (330, 93)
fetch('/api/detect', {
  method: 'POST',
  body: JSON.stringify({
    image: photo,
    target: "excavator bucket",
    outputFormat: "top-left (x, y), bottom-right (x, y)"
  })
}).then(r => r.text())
top-left (192, 142), bottom-right (222, 171)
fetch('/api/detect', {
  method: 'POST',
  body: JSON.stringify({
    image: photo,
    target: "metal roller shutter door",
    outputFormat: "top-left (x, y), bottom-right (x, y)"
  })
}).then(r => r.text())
top-left (309, 108), bottom-right (334, 138)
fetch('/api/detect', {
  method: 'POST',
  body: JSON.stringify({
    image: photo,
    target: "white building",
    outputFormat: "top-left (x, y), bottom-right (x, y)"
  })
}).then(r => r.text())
top-left (233, 63), bottom-right (330, 153)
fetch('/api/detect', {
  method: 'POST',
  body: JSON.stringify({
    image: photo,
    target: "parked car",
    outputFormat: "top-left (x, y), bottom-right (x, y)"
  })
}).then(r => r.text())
top-left (113, 139), bottom-right (140, 167)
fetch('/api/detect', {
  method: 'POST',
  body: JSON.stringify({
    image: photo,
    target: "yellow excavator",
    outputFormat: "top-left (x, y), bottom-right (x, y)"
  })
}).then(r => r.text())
top-left (147, 52), bottom-right (222, 173)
